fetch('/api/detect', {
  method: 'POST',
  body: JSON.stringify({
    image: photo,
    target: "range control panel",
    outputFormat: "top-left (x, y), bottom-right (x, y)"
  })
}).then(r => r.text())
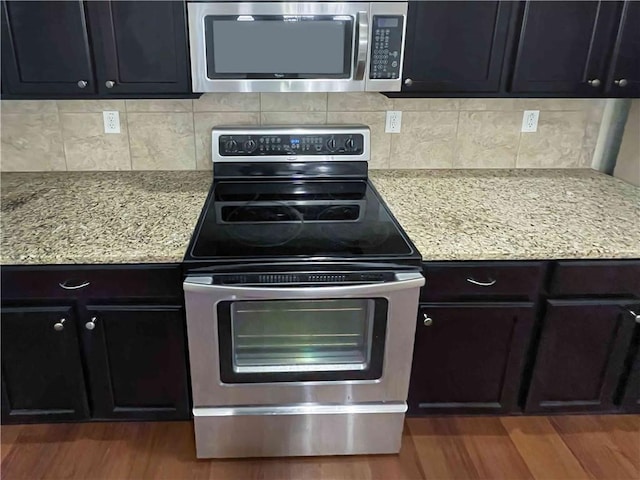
top-left (369, 15), bottom-right (404, 80)
top-left (218, 133), bottom-right (365, 156)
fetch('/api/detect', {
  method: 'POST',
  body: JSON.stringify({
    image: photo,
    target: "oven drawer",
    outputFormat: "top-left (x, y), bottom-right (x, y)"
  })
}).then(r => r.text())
top-left (1, 265), bottom-right (182, 301)
top-left (550, 260), bottom-right (640, 297)
top-left (421, 262), bottom-right (545, 301)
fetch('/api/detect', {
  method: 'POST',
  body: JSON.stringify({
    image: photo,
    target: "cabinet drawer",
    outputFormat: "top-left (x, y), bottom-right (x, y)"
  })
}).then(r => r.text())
top-left (421, 262), bottom-right (545, 301)
top-left (550, 261), bottom-right (640, 297)
top-left (1, 265), bottom-right (182, 301)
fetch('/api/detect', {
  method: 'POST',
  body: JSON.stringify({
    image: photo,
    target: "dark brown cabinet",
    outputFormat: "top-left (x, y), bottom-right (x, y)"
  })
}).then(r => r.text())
top-left (525, 300), bottom-right (637, 413)
top-left (1, 306), bottom-right (90, 423)
top-left (408, 302), bottom-right (535, 415)
top-left (619, 325), bottom-right (640, 412)
top-left (402, 1), bottom-right (514, 93)
top-left (605, 0), bottom-right (640, 97)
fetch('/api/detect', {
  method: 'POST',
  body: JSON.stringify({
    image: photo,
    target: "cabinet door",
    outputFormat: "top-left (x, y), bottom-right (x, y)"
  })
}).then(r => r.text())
top-left (1, 306), bottom-right (89, 423)
top-left (86, 1), bottom-right (190, 95)
top-left (526, 300), bottom-right (636, 413)
top-left (402, 1), bottom-right (513, 92)
top-left (82, 305), bottom-right (190, 420)
top-left (408, 303), bottom-right (535, 415)
top-left (1, 0), bottom-right (95, 95)
top-left (510, 1), bottom-right (618, 95)
top-left (606, 0), bottom-right (640, 97)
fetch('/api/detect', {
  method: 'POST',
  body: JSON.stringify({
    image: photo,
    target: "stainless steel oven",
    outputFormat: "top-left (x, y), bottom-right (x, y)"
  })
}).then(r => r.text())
top-left (187, 1), bottom-right (408, 92)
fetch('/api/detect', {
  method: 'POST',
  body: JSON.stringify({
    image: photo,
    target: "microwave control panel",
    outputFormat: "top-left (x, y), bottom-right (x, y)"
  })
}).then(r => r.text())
top-left (369, 15), bottom-right (404, 80)
top-left (218, 133), bottom-right (365, 156)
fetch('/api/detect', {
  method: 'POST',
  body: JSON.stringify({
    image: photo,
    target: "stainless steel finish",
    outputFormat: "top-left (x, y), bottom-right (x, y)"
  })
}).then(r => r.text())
top-left (588, 78), bottom-right (601, 87)
top-left (77, 80), bottom-right (87, 88)
top-left (59, 280), bottom-right (90, 290)
top-left (105, 80), bottom-right (115, 88)
top-left (615, 78), bottom-right (629, 87)
top-left (466, 277), bottom-right (497, 287)
top-left (423, 313), bottom-right (433, 326)
top-left (184, 271), bottom-right (424, 407)
top-left (404, 78), bottom-right (413, 86)
top-left (628, 310), bottom-right (640, 322)
top-left (212, 125), bottom-right (370, 163)
top-left (53, 319), bottom-right (66, 331)
top-left (193, 406), bottom-right (405, 458)
top-left (188, 2), bottom-right (406, 93)
top-left (85, 317), bottom-right (97, 330)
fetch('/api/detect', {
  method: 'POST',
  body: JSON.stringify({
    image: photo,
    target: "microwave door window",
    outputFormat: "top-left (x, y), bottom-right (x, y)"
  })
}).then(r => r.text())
top-left (204, 16), bottom-right (353, 79)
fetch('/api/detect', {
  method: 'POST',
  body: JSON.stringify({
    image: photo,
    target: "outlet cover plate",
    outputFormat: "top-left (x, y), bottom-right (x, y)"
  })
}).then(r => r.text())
top-left (521, 110), bottom-right (539, 132)
top-left (385, 111), bottom-right (402, 133)
top-left (103, 111), bottom-right (120, 134)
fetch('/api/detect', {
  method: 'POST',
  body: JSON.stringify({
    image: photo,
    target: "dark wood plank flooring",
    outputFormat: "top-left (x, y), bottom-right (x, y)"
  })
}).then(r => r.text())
top-left (1, 416), bottom-right (638, 479)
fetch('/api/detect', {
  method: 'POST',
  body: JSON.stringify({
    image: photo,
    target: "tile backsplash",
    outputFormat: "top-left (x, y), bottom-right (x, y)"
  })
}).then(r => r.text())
top-left (0, 94), bottom-right (604, 172)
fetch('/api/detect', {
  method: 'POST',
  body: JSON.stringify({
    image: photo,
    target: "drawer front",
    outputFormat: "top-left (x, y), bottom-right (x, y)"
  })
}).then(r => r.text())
top-left (421, 262), bottom-right (545, 301)
top-left (550, 260), bottom-right (640, 297)
top-left (1, 265), bottom-right (182, 301)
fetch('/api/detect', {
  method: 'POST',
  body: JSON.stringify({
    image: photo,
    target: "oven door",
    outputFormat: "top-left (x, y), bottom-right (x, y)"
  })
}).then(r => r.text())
top-left (188, 1), bottom-right (370, 92)
top-left (184, 269), bottom-right (424, 407)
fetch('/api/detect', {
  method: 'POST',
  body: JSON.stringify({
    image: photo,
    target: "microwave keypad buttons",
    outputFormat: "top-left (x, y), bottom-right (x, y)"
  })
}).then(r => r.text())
top-left (370, 16), bottom-right (403, 80)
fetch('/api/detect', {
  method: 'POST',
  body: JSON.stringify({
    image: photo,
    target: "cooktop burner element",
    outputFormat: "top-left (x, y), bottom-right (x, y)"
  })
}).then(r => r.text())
top-left (183, 125), bottom-right (420, 267)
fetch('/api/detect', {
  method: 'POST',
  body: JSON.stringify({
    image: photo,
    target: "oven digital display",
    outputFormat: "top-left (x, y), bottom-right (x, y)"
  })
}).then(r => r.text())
top-left (290, 138), bottom-right (300, 144)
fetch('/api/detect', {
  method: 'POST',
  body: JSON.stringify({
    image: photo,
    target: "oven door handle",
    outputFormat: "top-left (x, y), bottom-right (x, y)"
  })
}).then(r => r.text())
top-left (184, 272), bottom-right (424, 298)
top-left (354, 10), bottom-right (369, 81)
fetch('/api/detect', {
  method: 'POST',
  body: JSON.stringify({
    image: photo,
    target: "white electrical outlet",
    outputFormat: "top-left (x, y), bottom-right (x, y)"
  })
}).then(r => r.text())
top-left (521, 110), bottom-right (539, 132)
top-left (385, 111), bottom-right (402, 133)
top-left (103, 111), bottom-right (120, 134)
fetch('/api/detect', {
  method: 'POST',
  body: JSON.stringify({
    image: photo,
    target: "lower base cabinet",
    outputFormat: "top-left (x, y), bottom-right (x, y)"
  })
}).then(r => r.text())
top-left (408, 303), bottom-right (535, 415)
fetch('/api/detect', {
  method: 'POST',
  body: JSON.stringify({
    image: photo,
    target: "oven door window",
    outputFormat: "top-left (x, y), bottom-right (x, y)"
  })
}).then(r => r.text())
top-left (218, 298), bottom-right (387, 383)
top-left (204, 15), bottom-right (353, 79)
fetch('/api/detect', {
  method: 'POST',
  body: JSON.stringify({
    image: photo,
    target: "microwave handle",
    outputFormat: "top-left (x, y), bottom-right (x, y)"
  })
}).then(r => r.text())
top-left (354, 11), bottom-right (369, 81)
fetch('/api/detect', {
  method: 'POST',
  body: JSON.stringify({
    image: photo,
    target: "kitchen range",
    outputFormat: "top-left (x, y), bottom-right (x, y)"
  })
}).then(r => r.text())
top-left (183, 125), bottom-right (425, 458)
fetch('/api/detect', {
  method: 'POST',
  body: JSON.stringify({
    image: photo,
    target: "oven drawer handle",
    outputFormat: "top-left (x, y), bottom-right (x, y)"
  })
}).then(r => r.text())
top-left (59, 280), bottom-right (91, 290)
top-left (184, 272), bottom-right (424, 297)
top-left (466, 277), bottom-right (496, 287)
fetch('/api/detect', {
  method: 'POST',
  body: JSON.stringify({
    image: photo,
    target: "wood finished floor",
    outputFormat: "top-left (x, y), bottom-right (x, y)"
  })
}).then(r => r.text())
top-left (1, 416), bottom-right (638, 480)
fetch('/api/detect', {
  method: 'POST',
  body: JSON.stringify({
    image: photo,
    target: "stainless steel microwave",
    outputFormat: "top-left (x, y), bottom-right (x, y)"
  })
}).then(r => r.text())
top-left (187, 2), bottom-right (408, 93)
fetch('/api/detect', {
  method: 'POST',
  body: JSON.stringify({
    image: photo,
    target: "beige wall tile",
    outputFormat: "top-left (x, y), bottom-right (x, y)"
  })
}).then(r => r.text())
top-left (1, 113), bottom-right (66, 171)
top-left (261, 93), bottom-right (326, 112)
top-left (454, 111), bottom-right (521, 168)
top-left (327, 111), bottom-right (390, 169)
top-left (194, 112), bottom-right (260, 170)
top-left (328, 92), bottom-right (392, 111)
top-left (1, 100), bottom-right (58, 114)
top-left (389, 112), bottom-right (458, 168)
top-left (515, 98), bottom-right (592, 111)
top-left (193, 93), bottom-right (260, 112)
top-left (517, 111), bottom-right (587, 168)
top-left (393, 98), bottom-right (459, 111)
top-left (459, 98), bottom-right (518, 111)
top-left (128, 113), bottom-right (195, 170)
top-left (57, 100), bottom-right (125, 112)
top-left (61, 113), bottom-right (131, 171)
top-left (261, 112), bottom-right (326, 125)
top-left (125, 99), bottom-right (192, 112)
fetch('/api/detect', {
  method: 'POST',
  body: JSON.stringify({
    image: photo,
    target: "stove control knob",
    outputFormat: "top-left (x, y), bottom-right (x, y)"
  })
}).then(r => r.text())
top-left (344, 137), bottom-right (356, 152)
top-left (326, 136), bottom-right (337, 152)
top-left (244, 139), bottom-right (257, 153)
top-left (224, 139), bottom-right (238, 153)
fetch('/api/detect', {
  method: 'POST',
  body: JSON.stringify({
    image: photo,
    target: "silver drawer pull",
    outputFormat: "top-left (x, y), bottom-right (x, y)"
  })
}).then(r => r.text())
top-left (59, 280), bottom-right (90, 290)
top-left (629, 310), bottom-right (640, 323)
top-left (466, 278), bottom-right (497, 287)
top-left (85, 317), bottom-right (97, 330)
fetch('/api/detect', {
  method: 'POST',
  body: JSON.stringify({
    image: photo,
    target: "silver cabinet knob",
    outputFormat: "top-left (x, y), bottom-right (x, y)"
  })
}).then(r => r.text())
top-left (587, 78), bottom-right (601, 87)
top-left (615, 79), bottom-right (628, 87)
top-left (423, 313), bottom-right (433, 326)
top-left (54, 319), bottom-right (66, 331)
top-left (629, 310), bottom-right (640, 323)
top-left (105, 80), bottom-right (115, 88)
top-left (85, 317), bottom-right (97, 330)
top-left (77, 80), bottom-right (88, 88)
top-left (404, 78), bottom-right (413, 86)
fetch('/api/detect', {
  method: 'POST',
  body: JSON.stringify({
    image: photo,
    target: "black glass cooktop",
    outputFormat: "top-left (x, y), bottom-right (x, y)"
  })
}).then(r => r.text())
top-left (184, 179), bottom-right (417, 263)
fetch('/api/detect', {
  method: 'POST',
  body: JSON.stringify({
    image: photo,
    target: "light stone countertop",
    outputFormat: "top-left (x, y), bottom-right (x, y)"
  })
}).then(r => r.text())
top-left (370, 169), bottom-right (640, 261)
top-left (1, 169), bottom-right (638, 265)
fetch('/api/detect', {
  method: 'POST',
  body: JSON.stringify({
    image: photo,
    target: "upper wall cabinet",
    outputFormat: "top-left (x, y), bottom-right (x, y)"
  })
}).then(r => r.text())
top-left (402, 1), bottom-right (514, 93)
top-left (0, 0), bottom-right (191, 98)
top-left (605, 0), bottom-right (640, 97)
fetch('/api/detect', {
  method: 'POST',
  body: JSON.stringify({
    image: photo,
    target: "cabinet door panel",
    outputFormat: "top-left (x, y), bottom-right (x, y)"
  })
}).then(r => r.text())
top-left (1, 0), bottom-right (95, 95)
top-left (403, 1), bottom-right (512, 92)
top-left (526, 300), bottom-right (635, 413)
top-left (408, 303), bottom-right (534, 415)
top-left (83, 305), bottom-right (190, 420)
top-left (87, 1), bottom-right (190, 94)
top-left (511, 1), bottom-right (618, 94)
top-left (1, 306), bottom-right (89, 423)
top-left (606, 0), bottom-right (640, 97)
